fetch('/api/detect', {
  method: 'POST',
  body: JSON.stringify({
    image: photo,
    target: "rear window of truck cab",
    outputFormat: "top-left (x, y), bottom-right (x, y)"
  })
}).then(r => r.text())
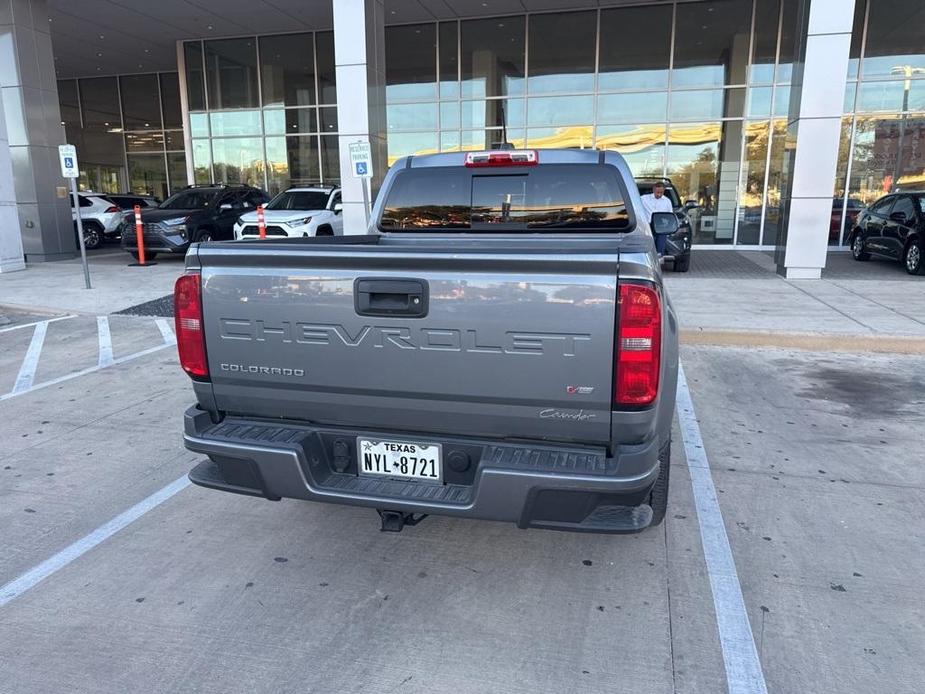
top-left (379, 164), bottom-right (633, 232)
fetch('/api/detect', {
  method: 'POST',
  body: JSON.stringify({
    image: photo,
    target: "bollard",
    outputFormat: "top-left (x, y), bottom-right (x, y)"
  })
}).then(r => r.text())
top-left (128, 204), bottom-right (156, 267)
top-left (257, 204), bottom-right (266, 239)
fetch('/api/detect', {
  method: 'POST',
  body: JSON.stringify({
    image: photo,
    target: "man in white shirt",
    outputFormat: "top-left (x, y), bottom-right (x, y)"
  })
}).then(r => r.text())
top-left (640, 181), bottom-right (674, 255)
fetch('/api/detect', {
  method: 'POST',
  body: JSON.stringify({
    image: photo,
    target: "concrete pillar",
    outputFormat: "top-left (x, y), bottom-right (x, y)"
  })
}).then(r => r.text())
top-left (333, 0), bottom-right (386, 234)
top-left (777, 0), bottom-right (856, 279)
top-left (0, 87), bottom-right (25, 271)
top-left (0, 0), bottom-right (74, 262)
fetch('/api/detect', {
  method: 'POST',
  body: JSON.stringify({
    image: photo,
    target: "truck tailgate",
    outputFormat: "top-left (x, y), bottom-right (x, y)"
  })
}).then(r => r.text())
top-left (198, 241), bottom-right (618, 445)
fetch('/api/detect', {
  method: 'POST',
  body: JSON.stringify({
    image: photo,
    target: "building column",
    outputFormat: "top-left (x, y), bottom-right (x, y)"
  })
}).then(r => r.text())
top-left (333, 0), bottom-right (386, 235)
top-left (0, 0), bottom-right (74, 262)
top-left (0, 88), bottom-right (25, 271)
top-left (776, 0), bottom-right (856, 279)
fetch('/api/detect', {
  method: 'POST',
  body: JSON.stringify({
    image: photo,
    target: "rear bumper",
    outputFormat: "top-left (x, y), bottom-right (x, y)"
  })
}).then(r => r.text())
top-left (183, 406), bottom-right (662, 533)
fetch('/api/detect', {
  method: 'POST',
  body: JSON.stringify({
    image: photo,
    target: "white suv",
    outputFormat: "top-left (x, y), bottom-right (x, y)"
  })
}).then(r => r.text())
top-left (70, 192), bottom-right (126, 250)
top-left (233, 186), bottom-right (343, 239)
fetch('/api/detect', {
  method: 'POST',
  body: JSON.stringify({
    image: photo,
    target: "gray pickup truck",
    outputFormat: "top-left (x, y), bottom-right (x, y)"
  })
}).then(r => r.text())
top-left (177, 148), bottom-right (680, 533)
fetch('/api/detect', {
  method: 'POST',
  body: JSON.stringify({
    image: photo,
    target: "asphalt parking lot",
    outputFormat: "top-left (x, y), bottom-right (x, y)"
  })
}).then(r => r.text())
top-left (1, 308), bottom-right (922, 694)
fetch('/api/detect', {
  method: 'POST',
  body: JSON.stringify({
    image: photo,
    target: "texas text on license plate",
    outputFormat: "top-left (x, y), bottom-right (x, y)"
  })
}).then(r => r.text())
top-left (357, 438), bottom-right (442, 483)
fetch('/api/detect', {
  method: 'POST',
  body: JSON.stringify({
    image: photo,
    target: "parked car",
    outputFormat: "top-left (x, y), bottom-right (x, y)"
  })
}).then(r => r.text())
top-left (830, 198), bottom-right (864, 242)
top-left (636, 177), bottom-right (698, 272)
top-left (178, 148), bottom-right (680, 534)
top-left (121, 184), bottom-right (269, 261)
top-left (107, 193), bottom-right (161, 212)
top-left (849, 191), bottom-right (925, 275)
top-left (233, 186), bottom-right (343, 239)
top-left (70, 192), bottom-right (124, 250)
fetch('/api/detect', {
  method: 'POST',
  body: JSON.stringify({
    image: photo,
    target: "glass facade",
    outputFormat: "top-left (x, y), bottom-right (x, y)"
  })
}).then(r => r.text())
top-left (183, 31), bottom-right (338, 194)
top-left (834, 0), bottom-right (925, 246)
top-left (57, 72), bottom-right (186, 199)
top-left (384, 0), bottom-right (801, 246)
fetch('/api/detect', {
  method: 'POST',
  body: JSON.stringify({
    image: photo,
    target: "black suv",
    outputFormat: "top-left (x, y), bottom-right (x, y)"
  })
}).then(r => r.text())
top-left (121, 184), bottom-right (269, 260)
top-left (636, 177), bottom-right (698, 273)
top-left (849, 191), bottom-right (925, 275)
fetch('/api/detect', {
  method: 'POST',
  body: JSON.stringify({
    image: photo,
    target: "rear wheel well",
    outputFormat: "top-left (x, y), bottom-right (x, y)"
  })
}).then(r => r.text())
top-left (82, 220), bottom-right (104, 232)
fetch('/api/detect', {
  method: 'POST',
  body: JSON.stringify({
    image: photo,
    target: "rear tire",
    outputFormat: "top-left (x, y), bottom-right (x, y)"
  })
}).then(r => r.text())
top-left (903, 241), bottom-right (924, 275)
top-left (647, 441), bottom-right (671, 527)
top-left (851, 232), bottom-right (871, 261)
top-left (673, 253), bottom-right (691, 273)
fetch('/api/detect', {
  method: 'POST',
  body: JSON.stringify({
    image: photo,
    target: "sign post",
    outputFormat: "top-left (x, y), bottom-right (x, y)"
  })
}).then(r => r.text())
top-left (349, 140), bottom-right (374, 225)
top-left (58, 144), bottom-right (91, 289)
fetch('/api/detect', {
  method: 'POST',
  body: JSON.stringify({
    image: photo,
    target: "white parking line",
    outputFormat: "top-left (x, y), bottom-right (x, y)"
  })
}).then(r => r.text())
top-left (0, 343), bottom-right (173, 402)
top-left (12, 321), bottom-right (49, 393)
top-left (0, 475), bottom-right (190, 608)
top-left (155, 318), bottom-right (176, 345)
top-left (677, 364), bottom-right (768, 694)
top-left (0, 314), bottom-right (76, 334)
top-left (97, 316), bottom-right (114, 367)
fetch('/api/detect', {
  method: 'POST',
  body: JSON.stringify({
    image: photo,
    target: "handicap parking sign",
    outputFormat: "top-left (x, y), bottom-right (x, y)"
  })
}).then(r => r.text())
top-left (349, 141), bottom-right (373, 179)
top-left (355, 161), bottom-right (368, 176)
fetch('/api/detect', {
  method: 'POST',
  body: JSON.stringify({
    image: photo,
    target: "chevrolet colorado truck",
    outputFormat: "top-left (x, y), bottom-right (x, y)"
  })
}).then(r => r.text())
top-left (177, 148), bottom-right (680, 533)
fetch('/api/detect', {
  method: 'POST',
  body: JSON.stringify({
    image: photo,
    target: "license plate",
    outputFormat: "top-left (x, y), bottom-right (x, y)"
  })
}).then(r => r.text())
top-left (357, 438), bottom-right (442, 483)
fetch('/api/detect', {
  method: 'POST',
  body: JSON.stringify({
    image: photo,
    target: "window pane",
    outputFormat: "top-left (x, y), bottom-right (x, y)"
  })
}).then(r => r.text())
top-left (260, 33), bottom-right (315, 107)
top-left (747, 87), bottom-right (773, 117)
top-left (120, 74), bottom-right (161, 130)
top-left (667, 121), bottom-right (742, 244)
top-left (126, 132), bottom-right (164, 152)
top-left (387, 103), bottom-right (437, 132)
top-left (737, 121), bottom-right (771, 244)
top-left (527, 11), bottom-right (595, 94)
top-left (673, 0), bottom-right (752, 88)
top-left (776, 0), bottom-right (799, 83)
top-left (439, 22), bottom-right (459, 99)
top-left (387, 24), bottom-right (437, 103)
top-left (128, 154), bottom-right (168, 199)
top-left (750, 0), bottom-right (780, 85)
top-left (763, 119), bottom-right (790, 243)
top-left (595, 124), bottom-right (666, 177)
top-left (862, 0), bottom-right (925, 79)
top-left (58, 79), bottom-right (80, 126)
top-left (211, 137), bottom-right (264, 187)
top-left (460, 16), bottom-right (525, 99)
top-left (319, 134), bottom-right (340, 181)
top-left (526, 126), bottom-right (593, 150)
top-left (192, 140), bottom-right (212, 183)
top-left (165, 131), bottom-right (184, 151)
top-left (319, 106), bottom-right (338, 133)
top-left (79, 77), bottom-right (121, 132)
top-left (387, 132), bottom-right (438, 166)
top-left (264, 108), bottom-right (317, 135)
top-left (266, 135), bottom-right (320, 194)
top-left (440, 102), bottom-right (459, 130)
top-left (527, 95), bottom-right (593, 127)
top-left (599, 5), bottom-right (671, 91)
top-left (159, 73), bottom-right (182, 129)
top-left (461, 99), bottom-right (523, 129)
top-left (167, 152), bottom-right (188, 193)
top-left (440, 131), bottom-right (461, 152)
top-left (669, 89), bottom-right (745, 121)
top-left (316, 32), bottom-right (336, 104)
top-left (209, 110), bottom-right (261, 136)
top-left (856, 81), bottom-right (906, 113)
top-left (190, 112), bottom-right (208, 138)
top-left (846, 0), bottom-right (866, 80)
top-left (205, 38), bottom-right (259, 110)
top-left (184, 42), bottom-right (205, 111)
top-left (773, 85), bottom-right (791, 117)
top-left (597, 92), bottom-right (668, 125)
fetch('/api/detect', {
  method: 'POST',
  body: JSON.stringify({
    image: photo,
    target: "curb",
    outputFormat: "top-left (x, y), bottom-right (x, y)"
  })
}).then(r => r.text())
top-left (680, 328), bottom-right (925, 354)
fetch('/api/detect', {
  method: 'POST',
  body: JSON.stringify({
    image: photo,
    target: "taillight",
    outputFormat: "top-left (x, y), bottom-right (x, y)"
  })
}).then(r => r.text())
top-left (174, 274), bottom-right (208, 378)
top-left (104, 206), bottom-right (120, 213)
top-left (464, 150), bottom-right (538, 167)
top-left (615, 283), bottom-right (661, 406)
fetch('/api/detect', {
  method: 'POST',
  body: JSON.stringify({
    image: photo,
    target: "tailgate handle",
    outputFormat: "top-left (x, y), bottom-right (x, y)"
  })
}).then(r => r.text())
top-left (355, 278), bottom-right (428, 317)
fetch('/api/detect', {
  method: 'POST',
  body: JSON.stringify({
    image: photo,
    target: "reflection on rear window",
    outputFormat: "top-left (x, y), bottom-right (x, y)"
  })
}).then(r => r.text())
top-left (380, 164), bottom-right (631, 231)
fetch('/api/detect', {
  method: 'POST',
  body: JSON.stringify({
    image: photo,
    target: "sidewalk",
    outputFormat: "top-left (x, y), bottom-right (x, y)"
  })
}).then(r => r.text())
top-left (2, 247), bottom-right (924, 343)
top-left (665, 250), bottom-right (925, 341)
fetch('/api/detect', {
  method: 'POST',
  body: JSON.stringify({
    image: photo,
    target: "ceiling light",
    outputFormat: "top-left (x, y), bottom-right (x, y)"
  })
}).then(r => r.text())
top-left (98, 34), bottom-right (104, 39)
top-left (96, 67), bottom-right (102, 71)
top-left (96, 52), bottom-right (103, 57)
top-left (144, 49), bottom-right (150, 54)
top-left (206, 24), bottom-right (213, 30)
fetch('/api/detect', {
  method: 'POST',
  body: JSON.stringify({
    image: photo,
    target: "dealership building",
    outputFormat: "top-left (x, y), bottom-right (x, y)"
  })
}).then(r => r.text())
top-left (0, 0), bottom-right (922, 277)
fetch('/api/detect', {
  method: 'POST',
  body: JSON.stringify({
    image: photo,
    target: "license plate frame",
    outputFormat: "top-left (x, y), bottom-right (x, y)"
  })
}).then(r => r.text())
top-left (356, 437), bottom-right (443, 483)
